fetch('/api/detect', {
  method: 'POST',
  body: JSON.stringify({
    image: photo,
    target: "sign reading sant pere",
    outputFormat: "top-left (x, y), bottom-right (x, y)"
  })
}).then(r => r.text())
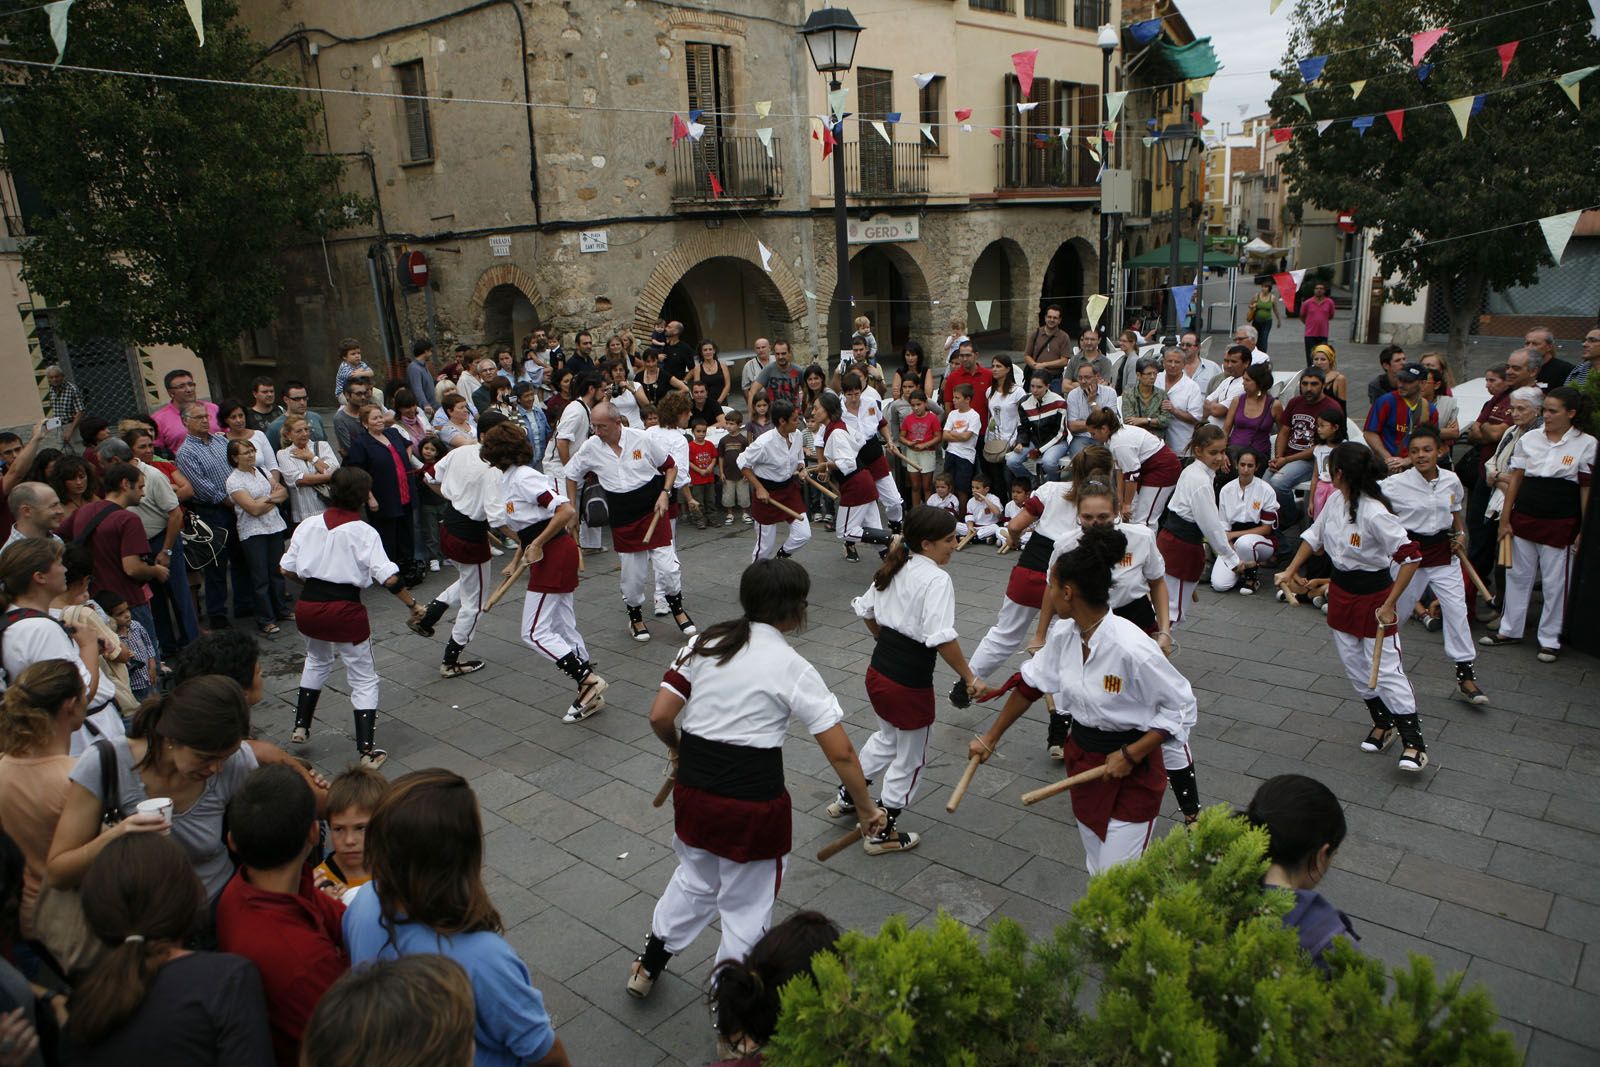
top-left (847, 214), bottom-right (919, 245)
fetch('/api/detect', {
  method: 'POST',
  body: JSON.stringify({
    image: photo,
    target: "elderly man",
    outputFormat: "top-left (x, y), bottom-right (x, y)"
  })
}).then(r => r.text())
top-left (152, 368), bottom-right (220, 454)
top-left (176, 402), bottom-right (254, 629)
top-left (1063, 362), bottom-right (1119, 457)
top-left (42, 365), bottom-right (86, 451)
top-left (266, 380), bottom-right (328, 448)
top-left (1568, 328), bottom-right (1600, 387)
top-left (469, 357), bottom-right (503, 415)
top-left (741, 337), bottom-right (774, 406)
top-left (1159, 346), bottom-right (1206, 455)
top-left (4, 481), bottom-right (63, 549)
top-left (121, 427), bottom-right (199, 653)
top-left (1363, 364), bottom-right (1435, 472)
top-left (1231, 324), bottom-right (1271, 366)
top-left (565, 401), bottom-right (696, 642)
top-left (1524, 325), bottom-right (1574, 390)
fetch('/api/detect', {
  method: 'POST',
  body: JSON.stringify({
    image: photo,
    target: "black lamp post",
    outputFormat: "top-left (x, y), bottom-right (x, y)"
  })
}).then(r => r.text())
top-left (800, 7), bottom-right (863, 360)
top-left (1160, 122), bottom-right (1198, 336)
top-left (1097, 23), bottom-right (1118, 328)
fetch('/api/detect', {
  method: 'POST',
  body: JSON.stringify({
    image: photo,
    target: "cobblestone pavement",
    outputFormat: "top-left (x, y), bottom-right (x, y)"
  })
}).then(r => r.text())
top-left (248, 488), bottom-right (1600, 1065)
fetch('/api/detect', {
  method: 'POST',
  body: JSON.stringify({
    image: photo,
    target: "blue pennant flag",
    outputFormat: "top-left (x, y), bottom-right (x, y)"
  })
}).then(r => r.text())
top-left (1147, 117), bottom-right (1159, 130)
top-left (1297, 56), bottom-right (1328, 84)
top-left (1351, 115), bottom-right (1375, 137)
top-left (885, 111), bottom-right (901, 123)
top-left (1416, 62), bottom-right (1433, 82)
top-left (1170, 284), bottom-right (1197, 322)
top-left (1129, 18), bottom-right (1162, 45)
top-left (1470, 94), bottom-right (1487, 115)
top-left (688, 109), bottom-right (703, 123)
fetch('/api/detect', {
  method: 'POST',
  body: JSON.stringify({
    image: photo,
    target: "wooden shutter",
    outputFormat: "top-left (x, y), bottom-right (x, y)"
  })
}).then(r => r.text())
top-left (857, 67), bottom-right (894, 194)
top-left (685, 43), bottom-right (731, 194)
top-left (396, 61), bottom-right (433, 162)
top-left (918, 77), bottom-right (942, 154)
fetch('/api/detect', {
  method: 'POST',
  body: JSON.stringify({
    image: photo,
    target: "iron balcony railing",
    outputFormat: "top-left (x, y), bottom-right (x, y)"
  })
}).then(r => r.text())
top-left (837, 140), bottom-right (929, 198)
top-left (994, 140), bottom-right (1097, 191)
top-left (671, 135), bottom-right (783, 203)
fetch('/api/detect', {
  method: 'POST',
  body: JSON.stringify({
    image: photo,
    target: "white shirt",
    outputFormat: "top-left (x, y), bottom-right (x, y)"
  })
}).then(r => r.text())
top-left (1160, 374), bottom-right (1205, 456)
top-left (1207, 374), bottom-right (1246, 427)
top-left (737, 426), bottom-right (804, 482)
top-left (434, 442), bottom-right (505, 523)
top-left (1022, 613), bottom-right (1196, 742)
top-left (1383, 467), bottom-right (1462, 536)
top-left (645, 426), bottom-right (692, 490)
top-left (966, 493), bottom-right (1003, 530)
top-left (841, 392), bottom-right (884, 441)
top-left (1510, 425), bottom-right (1596, 482)
top-left (1301, 491), bottom-right (1419, 571)
top-left (824, 421), bottom-right (863, 477)
top-left (1250, 348), bottom-right (1271, 366)
top-left (1218, 476), bottom-right (1280, 529)
top-left (1313, 443), bottom-right (1334, 482)
top-left (611, 384), bottom-right (642, 428)
top-left (545, 400), bottom-right (591, 469)
top-left (500, 466), bottom-right (566, 531)
top-left (986, 384), bottom-right (1026, 446)
top-left (2, 611), bottom-right (117, 712)
top-left (566, 426), bottom-right (675, 495)
top-left (943, 409), bottom-right (982, 463)
top-left (1049, 522), bottom-right (1164, 610)
top-left (276, 443), bottom-right (339, 524)
top-left (1107, 424), bottom-right (1165, 476)
top-left (927, 491), bottom-right (960, 518)
top-left (851, 553), bottom-right (960, 646)
top-left (226, 468), bottom-right (287, 539)
top-left (1169, 460), bottom-right (1240, 569)
top-left (662, 622), bottom-right (843, 747)
top-left (1065, 385), bottom-right (1120, 437)
top-left (1022, 485), bottom-right (1083, 545)
top-left (1187, 357), bottom-right (1222, 392)
top-left (281, 511), bottom-right (398, 587)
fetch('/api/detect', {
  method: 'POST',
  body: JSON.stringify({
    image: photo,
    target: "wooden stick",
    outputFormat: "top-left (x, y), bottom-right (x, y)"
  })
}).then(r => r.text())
top-left (802, 473), bottom-right (838, 500)
top-left (643, 509), bottom-right (662, 544)
top-left (765, 497), bottom-right (804, 521)
top-left (1369, 610), bottom-right (1386, 691)
top-left (1021, 764), bottom-right (1108, 806)
top-left (945, 756), bottom-right (982, 813)
top-left (1457, 548), bottom-right (1493, 604)
top-left (954, 529), bottom-right (977, 552)
top-left (484, 545), bottom-right (534, 612)
top-left (815, 826), bottom-right (863, 861)
top-left (1497, 533), bottom-right (1513, 568)
top-left (651, 773), bottom-right (675, 808)
top-left (576, 543), bottom-right (585, 572)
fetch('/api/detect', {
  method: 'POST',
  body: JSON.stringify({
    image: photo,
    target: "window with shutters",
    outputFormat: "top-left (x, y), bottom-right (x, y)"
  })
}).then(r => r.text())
top-left (856, 67), bottom-right (894, 194)
top-left (1073, 0), bottom-right (1108, 29)
top-left (684, 43), bottom-right (732, 192)
top-left (395, 60), bottom-right (434, 164)
top-left (1024, 0), bottom-right (1065, 22)
top-left (918, 76), bottom-right (944, 156)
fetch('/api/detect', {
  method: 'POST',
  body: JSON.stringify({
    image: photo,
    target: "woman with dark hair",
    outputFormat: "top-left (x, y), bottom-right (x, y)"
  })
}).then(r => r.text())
top-left (343, 770), bottom-right (571, 1067)
top-left (225, 437), bottom-right (290, 635)
top-left (984, 355), bottom-right (1025, 492)
top-left (280, 467), bottom-right (426, 767)
top-left (48, 454), bottom-right (98, 519)
top-left (632, 348), bottom-right (670, 408)
top-left (688, 340), bottom-right (730, 407)
top-left (301, 956), bottom-right (476, 1067)
top-left (629, 559), bottom-right (880, 997)
top-left (1279, 441), bottom-right (1428, 771)
top-left (708, 911), bottom-right (842, 1062)
top-left (1212, 447), bottom-right (1278, 596)
top-left (78, 416), bottom-right (111, 474)
top-left (969, 524), bottom-right (1199, 874)
top-left (892, 341), bottom-right (935, 403)
top-left (342, 404), bottom-right (422, 583)
top-left (481, 423), bottom-right (604, 723)
top-left (1157, 425), bottom-right (1244, 625)
top-left (545, 368), bottom-right (575, 425)
top-left (61, 834), bottom-right (273, 1065)
top-left (738, 398), bottom-right (811, 562)
top-left (1245, 775), bottom-right (1357, 971)
top-left (799, 366), bottom-right (837, 524)
top-left (217, 399), bottom-right (277, 477)
top-left (812, 391), bottom-right (882, 562)
top-left (1084, 407), bottom-right (1183, 529)
top-left (1224, 362), bottom-right (1282, 458)
top-left (436, 393), bottom-right (477, 449)
top-left (827, 506), bottom-right (985, 855)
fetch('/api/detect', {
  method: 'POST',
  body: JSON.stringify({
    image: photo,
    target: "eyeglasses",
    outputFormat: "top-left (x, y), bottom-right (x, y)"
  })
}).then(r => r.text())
top-left (285, 394), bottom-right (307, 402)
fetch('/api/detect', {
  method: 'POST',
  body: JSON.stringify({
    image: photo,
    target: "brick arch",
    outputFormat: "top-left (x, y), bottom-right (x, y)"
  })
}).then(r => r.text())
top-left (469, 264), bottom-right (544, 317)
top-left (633, 231), bottom-right (809, 340)
top-left (814, 241), bottom-right (937, 357)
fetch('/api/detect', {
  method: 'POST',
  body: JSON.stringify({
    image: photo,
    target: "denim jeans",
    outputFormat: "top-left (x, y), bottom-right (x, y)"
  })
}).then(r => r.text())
top-left (1266, 458), bottom-right (1313, 529)
top-left (1008, 441), bottom-right (1072, 483)
top-left (239, 531), bottom-right (289, 626)
top-left (147, 530), bottom-right (199, 656)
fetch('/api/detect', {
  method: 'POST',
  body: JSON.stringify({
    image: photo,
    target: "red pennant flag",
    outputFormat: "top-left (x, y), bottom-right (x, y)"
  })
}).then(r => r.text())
top-left (1103, 128), bottom-right (1115, 144)
top-left (671, 113), bottom-right (690, 145)
top-left (1272, 272), bottom-right (1298, 313)
top-left (1191, 110), bottom-right (1205, 126)
top-left (989, 127), bottom-right (1004, 139)
top-left (1411, 27), bottom-right (1447, 67)
top-left (954, 107), bottom-right (972, 121)
top-left (708, 172), bottom-right (723, 199)
top-left (1271, 127), bottom-right (1292, 143)
top-left (1012, 49), bottom-right (1039, 100)
top-left (1385, 109), bottom-right (1405, 140)
top-left (1497, 40), bottom-right (1518, 78)
top-left (821, 124), bottom-right (835, 159)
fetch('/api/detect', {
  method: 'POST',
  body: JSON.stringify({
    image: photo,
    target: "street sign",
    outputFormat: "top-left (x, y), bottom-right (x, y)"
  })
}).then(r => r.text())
top-left (846, 214), bottom-right (919, 245)
top-left (1337, 210), bottom-right (1358, 234)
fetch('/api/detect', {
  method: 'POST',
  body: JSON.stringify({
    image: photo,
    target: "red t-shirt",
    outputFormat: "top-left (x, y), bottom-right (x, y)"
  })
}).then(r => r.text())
top-left (900, 411), bottom-right (942, 448)
top-left (942, 365), bottom-right (994, 432)
top-left (215, 866), bottom-right (349, 1067)
top-left (688, 439), bottom-right (718, 485)
top-left (59, 501), bottom-right (152, 607)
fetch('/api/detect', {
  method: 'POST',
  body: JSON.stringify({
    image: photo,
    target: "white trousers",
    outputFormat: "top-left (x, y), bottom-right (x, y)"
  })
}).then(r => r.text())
top-left (1392, 560), bottom-right (1475, 663)
top-left (875, 475), bottom-right (904, 524)
top-left (301, 638), bottom-right (379, 710)
top-left (1497, 536), bottom-right (1574, 651)
top-left (836, 503), bottom-right (872, 544)
top-left (621, 547), bottom-right (680, 607)
top-left (1163, 575), bottom-right (1194, 626)
top-left (1331, 628), bottom-right (1416, 717)
top-left (857, 718), bottom-right (930, 811)
top-left (552, 461), bottom-right (604, 549)
top-left (751, 517), bottom-right (811, 561)
top-left (955, 521), bottom-right (999, 541)
top-left (520, 591), bottom-right (587, 664)
top-left (652, 836), bottom-right (786, 965)
top-left (654, 519), bottom-right (678, 601)
top-left (438, 560), bottom-right (488, 645)
top-left (1079, 818), bottom-right (1156, 876)
top-left (578, 514), bottom-right (603, 550)
top-left (969, 596), bottom-right (1037, 679)
top-left (1130, 484), bottom-right (1175, 530)
top-left (1211, 536), bottom-right (1272, 590)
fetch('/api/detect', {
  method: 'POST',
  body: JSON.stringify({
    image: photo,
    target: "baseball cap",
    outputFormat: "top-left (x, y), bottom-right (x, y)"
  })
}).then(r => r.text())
top-left (1396, 363), bottom-right (1426, 383)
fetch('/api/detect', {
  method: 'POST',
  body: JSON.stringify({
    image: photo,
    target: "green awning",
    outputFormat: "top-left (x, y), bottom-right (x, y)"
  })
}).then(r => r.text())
top-left (1157, 37), bottom-right (1220, 81)
top-left (1127, 238), bottom-right (1236, 270)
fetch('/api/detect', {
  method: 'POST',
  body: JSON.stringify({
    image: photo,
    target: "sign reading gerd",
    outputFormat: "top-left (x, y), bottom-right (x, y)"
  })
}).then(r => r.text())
top-left (847, 214), bottom-right (919, 245)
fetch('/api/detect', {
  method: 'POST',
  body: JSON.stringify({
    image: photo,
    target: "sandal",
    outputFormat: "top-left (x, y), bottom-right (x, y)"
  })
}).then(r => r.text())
top-left (1397, 747), bottom-right (1428, 773)
top-left (1360, 726), bottom-right (1395, 753)
top-left (291, 726), bottom-right (309, 744)
top-left (259, 623), bottom-right (281, 637)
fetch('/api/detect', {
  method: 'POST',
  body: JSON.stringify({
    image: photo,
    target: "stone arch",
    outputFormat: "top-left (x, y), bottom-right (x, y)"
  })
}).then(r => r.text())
top-left (1039, 237), bottom-right (1099, 334)
top-left (818, 242), bottom-right (936, 358)
top-left (967, 237), bottom-right (1029, 349)
top-left (634, 230), bottom-right (809, 343)
top-left (470, 263), bottom-right (544, 319)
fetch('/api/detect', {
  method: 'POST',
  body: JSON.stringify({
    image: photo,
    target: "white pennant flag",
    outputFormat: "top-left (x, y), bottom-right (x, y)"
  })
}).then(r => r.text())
top-left (758, 241), bottom-right (774, 273)
top-left (920, 123), bottom-right (936, 143)
top-left (973, 300), bottom-right (993, 329)
top-left (1539, 209), bottom-right (1584, 263)
top-left (1105, 90), bottom-right (1129, 123)
top-left (756, 127), bottom-right (773, 157)
top-left (804, 289), bottom-right (817, 301)
top-left (1289, 269), bottom-right (1307, 289)
top-left (1315, 119), bottom-right (1334, 136)
top-left (827, 87), bottom-right (848, 118)
top-left (45, 0), bottom-right (73, 65)
top-left (913, 72), bottom-right (939, 90)
top-left (871, 120), bottom-right (893, 144)
top-left (1017, 101), bottom-right (1039, 113)
top-left (1057, 126), bottom-right (1069, 140)
top-left (961, 123), bottom-right (973, 133)
top-left (688, 122), bottom-right (706, 141)
top-left (184, 0), bottom-right (204, 45)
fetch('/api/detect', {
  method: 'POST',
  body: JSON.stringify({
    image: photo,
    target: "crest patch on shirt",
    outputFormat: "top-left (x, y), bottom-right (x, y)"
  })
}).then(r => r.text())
top-left (1562, 455), bottom-right (1575, 465)
top-left (1120, 553), bottom-right (1133, 567)
top-left (506, 502), bottom-right (515, 513)
top-left (1103, 674), bottom-right (1123, 695)
top-left (632, 449), bottom-right (643, 460)
top-left (1349, 532), bottom-right (1362, 548)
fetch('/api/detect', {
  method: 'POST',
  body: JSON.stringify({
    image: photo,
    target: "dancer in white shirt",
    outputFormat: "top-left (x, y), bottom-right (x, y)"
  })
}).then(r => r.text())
top-left (1213, 448), bottom-right (1279, 596)
top-left (1156, 425), bottom-right (1243, 624)
top-left (738, 399), bottom-right (811, 561)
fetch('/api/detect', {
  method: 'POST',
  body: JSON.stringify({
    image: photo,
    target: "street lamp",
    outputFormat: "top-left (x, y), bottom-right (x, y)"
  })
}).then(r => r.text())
top-left (1160, 122), bottom-right (1199, 336)
top-left (800, 7), bottom-right (863, 360)
top-left (1097, 24), bottom-right (1117, 334)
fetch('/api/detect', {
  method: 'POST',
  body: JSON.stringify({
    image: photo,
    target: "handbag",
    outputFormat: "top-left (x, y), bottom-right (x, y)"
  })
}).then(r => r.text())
top-left (982, 424), bottom-right (1011, 463)
top-left (181, 509), bottom-right (228, 571)
top-left (579, 475), bottom-right (610, 528)
top-left (32, 739), bottom-right (122, 977)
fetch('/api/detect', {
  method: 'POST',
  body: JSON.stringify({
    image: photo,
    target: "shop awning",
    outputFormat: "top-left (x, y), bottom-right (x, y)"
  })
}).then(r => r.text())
top-left (1127, 238), bottom-right (1236, 270)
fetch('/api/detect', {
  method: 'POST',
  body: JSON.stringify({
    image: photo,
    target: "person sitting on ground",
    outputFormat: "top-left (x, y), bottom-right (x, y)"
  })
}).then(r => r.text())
top-left (1245, 773), bottom-right (1358, 972)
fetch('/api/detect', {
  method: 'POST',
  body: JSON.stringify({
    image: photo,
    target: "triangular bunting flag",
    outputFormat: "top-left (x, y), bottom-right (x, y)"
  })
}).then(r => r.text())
top-left (1106, 90), bottom-right (1128, 122)
top-left (1417, 62), bottom-right (1433, 82)
top-left (1271, 127), bottom-right (1292, 143)
top-left (1471, 94), bottom-right (1486, 116)
top-left (1497, 41), bottom-right (1518, 78)
top-left (1411, 27), bottom-right (1447, 67)
top-left (756, 127), bottom-right (773, 157)
top-left (1384, 109), bottom-right (1405, 140)
top-left (1057, 126), bottom-right (1069, 141)
top-left (757, 241), bottom-right (774, 273)
top-left (1103, 127), bottom-right (1115, 144)
top-left (1297, 56), bottom-right (1328, 84)
top-left (920, 124), bottom-right (935, 143)
top-left (1017, 102), bottom-right (1039, 114)
top-left (1290, 93), bottom-right (1311, 115)
top-left (754, 100), bottom-right (771, 118)
top-left (1147, 118), bottom-right (1159, 130)
top-left (1128, 18), bottom-right (1162, 45)
top-left (913, 72), bottom-right (939, 90)
top-left (688, 122), bottom-right (707, 141)
top-left (1170, 285), bottom-right (1196, 323)
top-left (1271, 272), bottom-right (1297, 313)
top-left (184, 0), bottom-right (204, 45)
top-left (1560, 79), bottom-right (1582, 108)
top-left (1012, 49), bottom-right (1039, 100)
top-left (885, 112), bottom-right (901, 124)
top-left (803, 289), bottom-right (816, 302)
top-left (1352, 115), bottom-right (1374, 136)
top-left (821, 125), bottom-right (835, 159)
top-left (973, 301), bottom-right (993, 329)
top-left (1269, 0), bottom-right (1287, 12)
top-left (1558, 65), bottom-right (1598, 86)
top-left (1350, 79), bottom-right (1367, 98)
top-left (1592, 0), bottom-right (1600, 37)
top-left (671, 113), bottom-right (690, 145)
top-left (1142, 136), bottom-right (1157, 147)
top-left (688, 109), bottom-right (703, 123)
top-left (1539, 210), bottom-right (1583, 263)
top-left (871, 120), bottom-right (892, 144)
top-left (1447, 96), bottom-right (1473, 138)
top-left (1191, 110), bottom-right (1205, 125)
top-left (827, 87), bottom-right (848, 118)
top-left (1315, 119), bottom-right (1334, 136)
top-left (1086, 294), bottom-right (1109, 330)
top-left (954, 107), bottom-right (972, 121)
top-left (989, 127), bottom-right (1004, 139)
top-left (707, 172), bottom-right (723, 199)
top-left (45, 0), bottom-right (72, 65)
top-left (1186, 76), bottom-right (1212, 94)
top-left (961, 123), bottom-right (973, 133)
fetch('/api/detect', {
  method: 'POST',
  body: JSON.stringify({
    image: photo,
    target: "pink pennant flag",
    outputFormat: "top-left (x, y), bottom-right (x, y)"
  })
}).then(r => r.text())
top-left (1271, 127), bottom-right (1292, 143)
top-left (671, 113), bottom-right (690, 145)
top-left (1012, 49), bottom-right (1039, 100)
top-left (954, 106), bottom-right (972, 121)
top-left (1385, 109), bottom-right (1405, 140)
top-left (1411, 27), bottom-right (1447, 68)
top-left (707, 172), bottom-right (723, 199)
top-left (1272, 272), bottom-right (1299, 313)
top-left (989, 127), bottom-right (1004, 139)
top-left (1497, 41), bottom-right (1518, 78)
top-left (1103, 128), bottom-right (1115, 144)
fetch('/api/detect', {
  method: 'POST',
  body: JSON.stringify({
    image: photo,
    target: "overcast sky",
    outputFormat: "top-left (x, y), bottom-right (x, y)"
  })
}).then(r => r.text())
top-left (1177, 0), bottom-right (1292, 131)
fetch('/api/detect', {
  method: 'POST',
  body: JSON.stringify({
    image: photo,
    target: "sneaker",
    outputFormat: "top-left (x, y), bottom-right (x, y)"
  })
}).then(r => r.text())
top-left (1274, 588), bottom-right (1288, 603)
top-left (1047, 743), bottom-right (1065, 761)
top-left (742, 513), bottom-right (753, 525)
top-left (654, 597), bottom-right (670, 617)
top-left (1421, 615), bottom-right (1442, 633)
top-left (490, 543), bottom-right (504, 557)
top-left (947, 678), bottom-right (971, 709)
top-left (1537, 647), bottom-right (1559, 663)
top-left (439, 660), bottom-right (485, 678)
top-left (844, 544), bottom-right (860, 562)
top-left (359, 749), bottom-right (388, 769)
top-left (625, 961), bottom-right (655, 999)
top-left (862, 829), bottom-right (920, 855)
top-left (1478, 633), bottom-right (1520, 648)
top-left (723, 513), bottom-right (733, 526)
top-left (429, 559), bottom-right (441, 572)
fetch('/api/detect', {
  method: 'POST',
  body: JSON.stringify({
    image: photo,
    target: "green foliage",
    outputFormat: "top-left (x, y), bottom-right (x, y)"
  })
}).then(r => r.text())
top-left (0, 0), bottom-right (368, 368)
top-left (768, 808), bottom-right (1520, 1066)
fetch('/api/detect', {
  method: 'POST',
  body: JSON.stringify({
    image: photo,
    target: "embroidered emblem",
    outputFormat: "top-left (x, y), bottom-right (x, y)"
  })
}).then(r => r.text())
top-left (1103, 675), bottom-right (1123, 694)
top-left (1349, 532), bottom-right (1362, 548)
top-left (632, 449), bottom-right (643, 460)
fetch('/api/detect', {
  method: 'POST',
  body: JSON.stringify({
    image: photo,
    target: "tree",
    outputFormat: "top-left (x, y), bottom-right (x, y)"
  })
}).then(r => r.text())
top-left (1272, 0), bottom-right (1600, 377)
top-left (0, 0), bottom-right (367, 394)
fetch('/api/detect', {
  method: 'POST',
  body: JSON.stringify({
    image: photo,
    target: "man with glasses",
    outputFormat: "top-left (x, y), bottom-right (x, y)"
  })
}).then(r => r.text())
top-left (266, 381), bottom-right (328, 447)
top-left (334, 379), bottom-right (374, 458)
top-left (176, 402), bottom-right (253, 629)
top-left (1566, 329), bottom-right (1600, 386)
top-left (1180, 332), bottom-right (1220, 393)
top-left (1065, 329), bottom-right (1112, 387)
top-left (1232, 324), bottom-right (1270, 367)
top-left (152, 368), bottom-right (219, 453)
top-left (1524, 326), bottom-right (1573, 391)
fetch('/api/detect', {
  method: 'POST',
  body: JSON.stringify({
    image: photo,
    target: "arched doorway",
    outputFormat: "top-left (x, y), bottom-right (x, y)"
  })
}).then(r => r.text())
top-left (482, 284), bottom-right (539, 350)
top-left (968, 238), bottom-right (1027, 350)
top-left (1039, 239), bottom-right (1095, 334)
top-left (660, 256), bottom-right (793, 354)
top-left (823, 244), bottom-right (933, 365)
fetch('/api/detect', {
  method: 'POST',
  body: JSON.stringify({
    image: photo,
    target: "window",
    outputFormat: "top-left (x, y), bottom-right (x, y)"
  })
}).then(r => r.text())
top-left (395, 60), bottom-right (434, 163)
top-left (685, 42), bottom-right (732, 184)
top-left (919, 76), bottom-right (944, 155)
top-left (1025, 0), bottom-right (1065, 22)
top-left (1073, 0), bottom-right (1108, 29)
top-left (857, 67), bottom-right (894, 193)
top-left (969, 0), bottom-right (1012, 12)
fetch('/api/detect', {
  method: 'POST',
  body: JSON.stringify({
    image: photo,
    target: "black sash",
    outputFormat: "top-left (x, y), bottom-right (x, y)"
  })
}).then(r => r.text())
top-left (1229, 521), bottom-right (1260, 533)
top-left (856, 434), bottom-right (885, 468)
top-left (300, 578), bottom-right (361, 603)
top-left (441, 505), bottom-right (488, 540)
top-left (1016, 531), bottom-right (1055, 573)
top-left (1409, 528), bottom-right (1451, 545)
top-left (1331, 566), bottom-right (1391, 595)
top-left (1162, 511), bottom-right (1204, 544)
top-left (1113, 596), bottom-right (1157, 632)
top-left (870, 626), bottom-right (938, 688)
top-left (515, 519), bottom-right (558, 546)
top-left (677, 731), bottom-right (784, 801)
top-left (1069, 720), bottom-right (1147, 754)
top-left (757, 474), bottom-right (793, 493)
top-left (1516, 475), bottom-right (1581, 520)
top-left (606, 473), bottom-right (666, 527)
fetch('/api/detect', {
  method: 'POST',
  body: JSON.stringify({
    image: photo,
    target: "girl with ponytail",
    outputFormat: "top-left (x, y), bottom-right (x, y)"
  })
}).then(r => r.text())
top-left (708, 910), bottom-right (842, 1060)
top-left (629, 559), bottom-right (880, 1000)
top-left (969, 524), bottom-right (1199, 875)
top-left (1156, 423), bottom-right (1248, 624)
top-left (1280, 441), bottom-right (1430, 772)
top-left (825, 506), bottom-right (987, 856)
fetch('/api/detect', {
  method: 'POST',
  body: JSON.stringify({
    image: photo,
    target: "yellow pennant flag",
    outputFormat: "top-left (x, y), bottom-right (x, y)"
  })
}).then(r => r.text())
top-left (184, 0), bottom-right (204, 45)
top-left (1447, 95), bottom-right (1473, 138)
top-left (755, 101), bottom-right (772, 118)
top-left (1349, 79), bottom-right (1367, 98)
top-left (1186, 76), bottom-right (1212, 94)
top-left (1270, 0), bottom-right (1287, 12)
top-left (1086, 294), bottom-right (1109, 330)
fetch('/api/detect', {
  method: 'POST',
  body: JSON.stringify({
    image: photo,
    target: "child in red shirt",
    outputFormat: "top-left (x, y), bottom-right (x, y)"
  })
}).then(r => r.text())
top-left (688, 419), bottom-right (719, 528)
top-left (898, 391), bottom-right (943, 507)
